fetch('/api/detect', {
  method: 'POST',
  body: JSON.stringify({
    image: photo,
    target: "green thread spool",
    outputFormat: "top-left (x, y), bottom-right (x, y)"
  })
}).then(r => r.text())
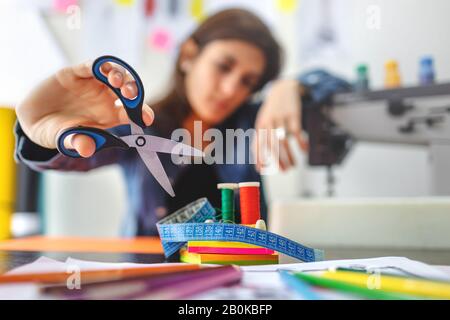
top-left (217, 183), bottom-right (238, 223)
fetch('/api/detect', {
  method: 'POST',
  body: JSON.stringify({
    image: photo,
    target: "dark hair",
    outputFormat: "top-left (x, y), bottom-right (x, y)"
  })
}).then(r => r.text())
top-left (152, 8), bottom-right (283, 136)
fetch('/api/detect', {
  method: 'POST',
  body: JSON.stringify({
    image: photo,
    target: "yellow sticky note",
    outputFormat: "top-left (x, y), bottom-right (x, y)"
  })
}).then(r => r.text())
top-left (276, 0), bottom-right (299, 13)
top-left (0, 107), bottom-right (16, 240)
top-left (115, 0), bottom-right (135, 7)
top-left (190, 0), bottom-right (205, 22)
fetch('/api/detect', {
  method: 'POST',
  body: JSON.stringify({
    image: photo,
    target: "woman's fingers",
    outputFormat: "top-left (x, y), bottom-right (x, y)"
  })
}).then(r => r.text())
top-left (72, 60), bottom-right (94, 79)
top-left (255, 117), bottom-right (304, 172)
top-left (280, 138), bottom-right (295, 169)
top-left (116, 103), bottom-right (154, 127)
top-left (295, 132), bottom-right (309, 152)
top-left (101, 63), bottom-right (138, 99)
top-left (63, 105), bottom-right (154, 159)
top-left (142, 104), bottom-right (155, 127)
top-left (69, 134), bottom-right (97, 158)
top-left (254, 120), bottom-right (274, 172)
top-left (121, 81), bottom-right (138, 99)
top-left (107, 68), bottom-right (125, 88)
top-left (287, 112), bottom-right (308, 152)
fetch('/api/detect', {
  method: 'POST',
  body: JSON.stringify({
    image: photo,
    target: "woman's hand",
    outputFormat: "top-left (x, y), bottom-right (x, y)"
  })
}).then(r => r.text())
top-left (16, 60), bottom-right (154, 158)
top-left (253, 78), bottom-right (308, 172)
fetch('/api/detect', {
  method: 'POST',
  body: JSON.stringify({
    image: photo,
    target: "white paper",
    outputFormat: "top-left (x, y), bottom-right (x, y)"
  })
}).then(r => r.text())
top-left (241, 256), bottom-right (450, 281)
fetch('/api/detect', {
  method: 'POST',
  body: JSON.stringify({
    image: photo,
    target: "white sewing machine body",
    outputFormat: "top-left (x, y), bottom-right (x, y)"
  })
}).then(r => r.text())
top-left (330, 83), bottom-right (450, 195)
top-left (275, 84), bottom-right (450, 263)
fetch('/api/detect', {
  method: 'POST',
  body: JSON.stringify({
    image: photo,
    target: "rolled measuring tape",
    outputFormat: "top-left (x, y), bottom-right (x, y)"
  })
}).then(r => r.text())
top-left (156, 198), bottom-right (324, 262)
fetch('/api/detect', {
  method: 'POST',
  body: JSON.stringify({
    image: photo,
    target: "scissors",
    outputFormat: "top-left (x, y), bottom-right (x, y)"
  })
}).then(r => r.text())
top-left (56, 55), bottom-right (203, 197)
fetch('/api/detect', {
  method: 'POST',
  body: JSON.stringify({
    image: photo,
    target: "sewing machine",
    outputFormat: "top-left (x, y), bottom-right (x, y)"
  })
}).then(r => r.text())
top-left (269, 84), bottom-right (450, 262)
top-left (303, 82), bottom-right (450, 196)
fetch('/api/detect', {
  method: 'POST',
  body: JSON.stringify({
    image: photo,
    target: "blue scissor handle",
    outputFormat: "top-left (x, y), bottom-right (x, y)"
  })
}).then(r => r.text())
top-left (56, 126), bottom-right (128, 158)
top-left (92, 55), bottom-right (146, 128)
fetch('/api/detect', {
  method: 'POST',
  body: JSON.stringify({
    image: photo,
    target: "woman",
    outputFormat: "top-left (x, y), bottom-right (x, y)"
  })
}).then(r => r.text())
top-left (15, 9), bottom-right (308, 236)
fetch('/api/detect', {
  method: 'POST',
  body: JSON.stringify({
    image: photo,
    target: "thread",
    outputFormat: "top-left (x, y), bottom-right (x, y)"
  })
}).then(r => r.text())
top-left (384, 60), bottom-right (401, 88)
top-left (355, 64), bottom-right (369, 92)
top-left (217, 183), bottom-right (238, 223)
top-left (239, 182), bottom-right (261, 225)
top-left (419, 56), bottom-right (435, 85)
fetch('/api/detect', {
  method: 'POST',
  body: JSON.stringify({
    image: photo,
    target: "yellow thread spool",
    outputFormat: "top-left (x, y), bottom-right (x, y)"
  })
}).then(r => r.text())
top-left (384, 60), bottom-right (402, 88)
top-left (0, 107), bottom-right (16, 239)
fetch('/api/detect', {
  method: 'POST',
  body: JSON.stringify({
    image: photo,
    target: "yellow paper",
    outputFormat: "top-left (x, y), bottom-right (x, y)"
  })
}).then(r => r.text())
top-left (322, 270), bottom-right (450, 300)
top-left (188, 241), bottom-right (264, 249)
top-left (114, 0), bottom-right (135, 7)
top-left (0, 207), bottom-right (12, 240)
top-left (276, 0), bottom-right (298, 13)
top-left (190, 0), bottom-right (205, 22)
top-left (0, 107), bottom-right (16, 239)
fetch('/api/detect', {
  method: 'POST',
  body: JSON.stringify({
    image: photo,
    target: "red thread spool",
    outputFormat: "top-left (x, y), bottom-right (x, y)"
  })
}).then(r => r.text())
top-left (239, 182), bottom-right (261, 225)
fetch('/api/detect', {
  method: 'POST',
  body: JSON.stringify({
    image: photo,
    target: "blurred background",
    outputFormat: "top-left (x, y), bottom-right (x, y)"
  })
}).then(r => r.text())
top-left (1, 0), bottom-right (449, 241)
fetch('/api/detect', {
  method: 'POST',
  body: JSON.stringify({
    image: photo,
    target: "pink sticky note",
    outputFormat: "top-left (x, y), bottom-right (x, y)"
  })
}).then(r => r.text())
top-left (53, 0), bottom-right (78, 13)
top-left (149, 28), bottom-right (173, 52)
top-left (188, 246), bottom-right (275, 255)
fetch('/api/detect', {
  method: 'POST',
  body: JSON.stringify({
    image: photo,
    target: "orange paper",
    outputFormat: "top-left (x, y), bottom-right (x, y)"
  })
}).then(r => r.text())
top-left (0, 236), bottom-right (163, 254)
top-left (0, 263), bottom-right (199, 284)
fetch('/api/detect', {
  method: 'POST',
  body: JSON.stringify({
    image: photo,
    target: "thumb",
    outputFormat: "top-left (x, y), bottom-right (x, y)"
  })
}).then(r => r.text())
top-left (68, 134), bottom-right (97, 158)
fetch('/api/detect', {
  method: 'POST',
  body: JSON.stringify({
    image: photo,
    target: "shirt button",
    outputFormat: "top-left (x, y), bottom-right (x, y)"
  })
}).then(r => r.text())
top-left (155, 206), bottom-right (168, 218)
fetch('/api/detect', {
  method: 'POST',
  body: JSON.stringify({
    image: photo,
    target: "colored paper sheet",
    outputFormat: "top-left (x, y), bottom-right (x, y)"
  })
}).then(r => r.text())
top-left (149, 28), bottom-right (173, 52)
top-left (53, 0), bottom-right (78, 13)
top-left (115, 0), bottom-right (135, 6)
top-left (180, 249), bottom-right (279, 266)
top-left (188, 246), bottom-right (275, 255)
top-left (145, 0), bottom-right (155, 17)
top-left (0, 208), bottom-right (12, 241)
top-left (188, 241), bottom-right (267, 249)
top-left (0, 107), bottom-right (16, 240)
top-left (276, 0), bottom-right (298, 13)
top-left (0, 236), bottom-right (164, 254)
top-left (181, 253), bottom-right (278, 266)
top-left (190, 0), bottom-right (205, 22)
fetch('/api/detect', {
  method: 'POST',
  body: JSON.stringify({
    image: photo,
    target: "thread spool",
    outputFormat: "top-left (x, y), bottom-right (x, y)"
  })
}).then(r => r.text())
top-left (384, 60), bottom-right (401, 88)
top-left (355, 64), bottom-right (369, 92)
top-left (419, 56), bottom-right (435, 85)
top-left (217, 183), bottom-right (238, 223)
top-left (239, 182), bottom-right (261, 225)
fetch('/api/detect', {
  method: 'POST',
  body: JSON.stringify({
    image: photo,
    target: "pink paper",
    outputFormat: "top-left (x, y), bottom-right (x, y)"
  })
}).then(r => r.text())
top-left (53, 0), bottom-right (78, 13)
top-left (188, 246), bottom-right (275, 255)
top-left (149, 28), bottom-right (173, 52)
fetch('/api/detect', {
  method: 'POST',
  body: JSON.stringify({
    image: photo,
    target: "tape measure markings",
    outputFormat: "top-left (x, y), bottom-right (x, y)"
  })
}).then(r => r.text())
top-left (157, 198), bottom-right (324, 262)
top-left (158, 223), bottom-right (323, 262)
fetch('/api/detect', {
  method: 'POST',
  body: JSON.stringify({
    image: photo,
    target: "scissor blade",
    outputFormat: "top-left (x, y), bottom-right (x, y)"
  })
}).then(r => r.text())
top-left (137, 148), bottom-right (175, 197)
top-left (130, 121), bottom-right (144, 136)
top-left (121, 135), bottom-right (204, 157)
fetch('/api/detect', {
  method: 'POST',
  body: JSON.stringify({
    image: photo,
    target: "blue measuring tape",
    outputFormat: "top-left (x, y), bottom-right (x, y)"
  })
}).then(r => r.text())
top-left (157, 198), bottom-right (324, 263)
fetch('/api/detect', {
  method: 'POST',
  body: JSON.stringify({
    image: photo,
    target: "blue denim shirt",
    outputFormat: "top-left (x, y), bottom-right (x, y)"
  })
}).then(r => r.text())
top-left (14, 70), bottom-right (351, 237)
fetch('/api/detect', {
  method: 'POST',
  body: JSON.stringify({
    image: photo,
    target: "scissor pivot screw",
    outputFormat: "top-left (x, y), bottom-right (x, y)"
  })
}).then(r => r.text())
top-left (136, 136), bottom-right (146, 147)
